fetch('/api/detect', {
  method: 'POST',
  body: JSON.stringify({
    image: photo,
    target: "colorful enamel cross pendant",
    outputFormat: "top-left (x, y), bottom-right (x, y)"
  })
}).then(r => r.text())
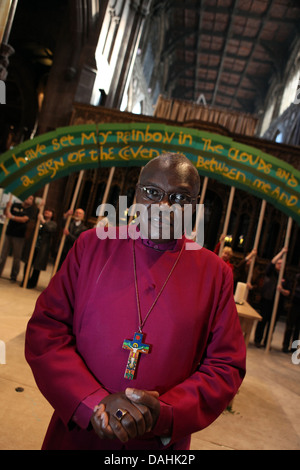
top-left (122, 331), bottom-right (150, 380)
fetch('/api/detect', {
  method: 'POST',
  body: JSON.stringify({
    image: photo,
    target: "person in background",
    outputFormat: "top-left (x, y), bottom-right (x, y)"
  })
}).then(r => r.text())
top-left (282, 273), bottom-right (300, 353)
top-left (58, 208), bottom-right (87, 269)
top-left (214, 234), bottom-right (234, 271)
top-left (215, 236), bottom-right (260, 300)
top-left (22, 208), bottom-right (57, 289)
top-left (0, 195), bottom-right (36, 282)
top-left (254, 247), bottom-right (290, 348)
top-left (233, 249), bottom-right (257, 291)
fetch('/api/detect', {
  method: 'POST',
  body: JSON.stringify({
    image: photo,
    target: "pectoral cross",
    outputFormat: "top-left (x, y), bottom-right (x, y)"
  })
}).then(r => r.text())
top-left (122, 331), bottom-right (150, 380)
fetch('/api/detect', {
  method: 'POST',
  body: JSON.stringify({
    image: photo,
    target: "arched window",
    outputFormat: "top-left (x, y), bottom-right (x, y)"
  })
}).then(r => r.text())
top-left (132, 101), bottom-right (142, 114)
top-left (275, 130), bottom-right (284, 143)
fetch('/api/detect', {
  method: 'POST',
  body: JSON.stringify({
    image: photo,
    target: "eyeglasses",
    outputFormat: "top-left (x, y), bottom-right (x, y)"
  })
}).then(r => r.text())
top-left (136, 184), bottom-right (197, 207)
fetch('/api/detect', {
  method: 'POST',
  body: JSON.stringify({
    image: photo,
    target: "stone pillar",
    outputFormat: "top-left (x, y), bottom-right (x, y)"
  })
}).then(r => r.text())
top-left (0, 0), bottom-right (18, 80)
top-left (0, 42), bottom-right (14, 80)
top-left (105, 0), bottom-right (152, 109)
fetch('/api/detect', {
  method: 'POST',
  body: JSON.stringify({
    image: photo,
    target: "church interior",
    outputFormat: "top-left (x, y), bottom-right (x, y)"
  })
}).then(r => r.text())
top-left (0, 0), bottom-right (300, 450)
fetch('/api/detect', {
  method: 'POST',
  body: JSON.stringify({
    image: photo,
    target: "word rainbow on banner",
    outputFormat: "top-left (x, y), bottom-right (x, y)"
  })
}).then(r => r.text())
top-left (0, 122), bottom-right (299, 224)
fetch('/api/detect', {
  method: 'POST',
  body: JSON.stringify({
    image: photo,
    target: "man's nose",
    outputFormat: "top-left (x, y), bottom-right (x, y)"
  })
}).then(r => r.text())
top-left (159, 193), bottom-right (172, 207)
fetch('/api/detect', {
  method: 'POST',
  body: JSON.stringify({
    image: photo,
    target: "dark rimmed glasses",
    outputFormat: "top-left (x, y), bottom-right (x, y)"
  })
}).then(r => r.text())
top-left (136, 184), bottom-right (198, 207)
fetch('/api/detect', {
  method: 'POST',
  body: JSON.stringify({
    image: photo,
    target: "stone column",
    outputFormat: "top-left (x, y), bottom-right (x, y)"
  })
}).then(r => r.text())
top-left (0, 0), bottom-right (18, 80)
top-left (106, 0), bottom-right (152, 109)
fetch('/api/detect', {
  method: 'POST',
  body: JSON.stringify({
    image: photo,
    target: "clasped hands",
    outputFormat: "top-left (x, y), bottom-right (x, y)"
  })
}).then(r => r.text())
top-left (91, 388), bottom-right (160, 443)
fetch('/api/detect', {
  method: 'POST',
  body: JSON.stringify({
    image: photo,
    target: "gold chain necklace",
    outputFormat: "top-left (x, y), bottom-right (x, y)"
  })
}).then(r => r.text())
top-left (122, 238), bottom-right (185, 380)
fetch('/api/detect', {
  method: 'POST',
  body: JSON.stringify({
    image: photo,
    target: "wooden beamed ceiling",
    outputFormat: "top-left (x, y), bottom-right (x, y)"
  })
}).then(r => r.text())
top-left (156, 0), bottom-right (300, 114)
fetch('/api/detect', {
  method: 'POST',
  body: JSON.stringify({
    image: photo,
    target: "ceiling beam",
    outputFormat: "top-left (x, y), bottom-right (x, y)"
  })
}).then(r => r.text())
top-left (259, 38), bottom-right (288, 81)
top-left (182, 82), bottom-right (256, 94)
top-left (170, 1), bottom-right (300, 25)
top-left (193, 0), bottom-right (205, 102)
top-left (211, 0), bottom-right (240, 106)
top-left (230, 0), bottom-right (274, 105)
top-left (157, 0), bottom-right (300, 113)
top-left (168, 60), bottom-right (270, 86)
top-left (181, 46), bottom-right (272, 63)
top-left (162, 28), bottom-right (272, 61)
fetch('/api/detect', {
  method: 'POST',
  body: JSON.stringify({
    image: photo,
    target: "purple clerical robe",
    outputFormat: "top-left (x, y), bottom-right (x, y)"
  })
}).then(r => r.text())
top-left (25, 226), bottom-right (246, 450)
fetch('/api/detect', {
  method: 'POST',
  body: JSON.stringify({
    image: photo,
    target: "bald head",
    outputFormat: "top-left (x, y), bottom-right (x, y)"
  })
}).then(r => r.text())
top-left (135, 153), bottom-right (200, 244)
top-left (139, 153), bottom-right (200, 197)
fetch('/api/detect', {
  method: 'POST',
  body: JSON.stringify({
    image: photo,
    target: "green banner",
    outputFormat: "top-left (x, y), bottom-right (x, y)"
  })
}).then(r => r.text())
top-left (0, 122), bottom-right (299, 224)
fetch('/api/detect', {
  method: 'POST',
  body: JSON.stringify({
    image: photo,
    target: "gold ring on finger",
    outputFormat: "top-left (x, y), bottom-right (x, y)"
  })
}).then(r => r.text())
top-left (115, 408), bottom-right (128, 421)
